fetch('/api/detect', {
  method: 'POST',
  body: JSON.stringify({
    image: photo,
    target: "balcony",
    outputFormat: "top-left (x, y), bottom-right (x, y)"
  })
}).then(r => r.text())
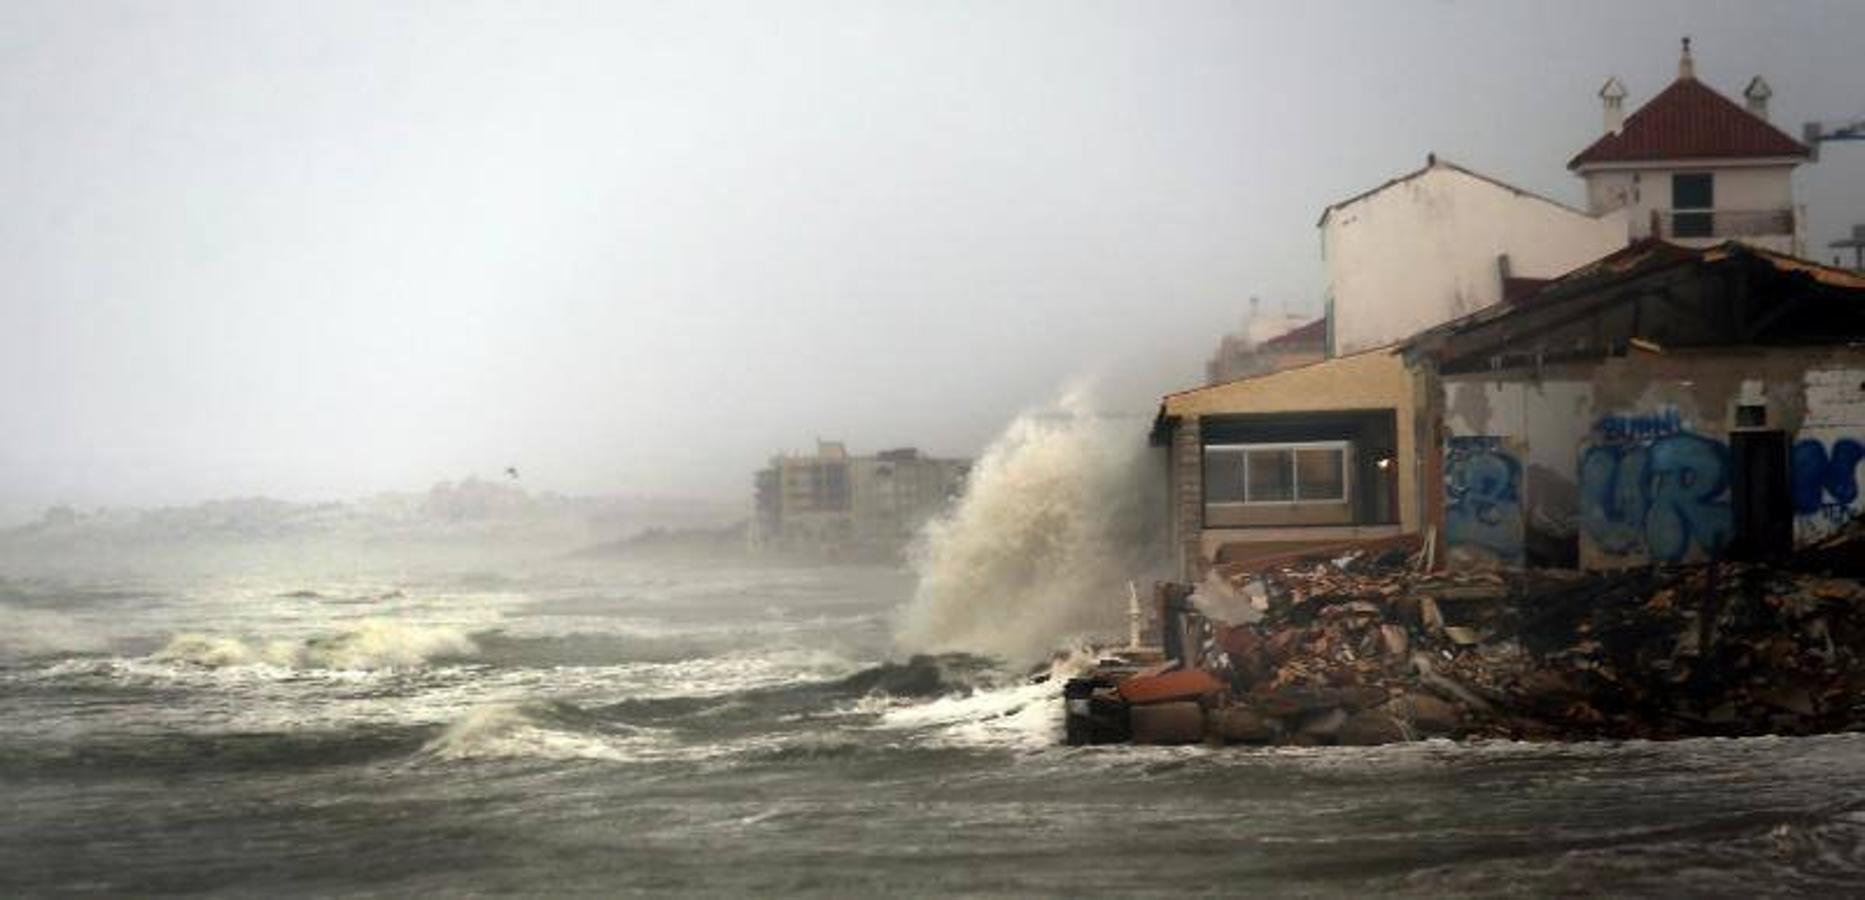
top-left (1653, 208), bottom-right (1795, 240)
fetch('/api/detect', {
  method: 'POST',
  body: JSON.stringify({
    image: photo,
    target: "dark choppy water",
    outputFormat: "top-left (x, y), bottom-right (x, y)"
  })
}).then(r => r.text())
top-left (4, 554), bottom-right (1865, 897)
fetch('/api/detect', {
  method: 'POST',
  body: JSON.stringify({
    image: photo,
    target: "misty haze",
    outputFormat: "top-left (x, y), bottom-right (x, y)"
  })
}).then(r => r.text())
top-left (6, 2), bottom-right (1865, 897)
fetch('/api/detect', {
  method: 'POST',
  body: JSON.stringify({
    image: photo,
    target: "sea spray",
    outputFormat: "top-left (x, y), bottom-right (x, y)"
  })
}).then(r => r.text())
top-left (899, 387), bottom-right (1166, 664)
top-left (872, 647), bottom-right (1101, 750)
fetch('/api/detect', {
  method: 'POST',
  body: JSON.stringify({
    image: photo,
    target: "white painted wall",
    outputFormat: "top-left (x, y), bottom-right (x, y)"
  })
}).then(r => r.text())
top-left (1321, 164), bottom-right (1627, 356)
top-left (1580, 162), bottom-right (1798, 254)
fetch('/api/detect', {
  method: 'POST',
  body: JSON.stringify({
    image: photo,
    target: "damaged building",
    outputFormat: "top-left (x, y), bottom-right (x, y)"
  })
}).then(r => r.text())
top-left (1078, 40), bottom-right (1865, 750)
top-left (1153, 157), bottom-right (1623, 578)
top-left (1153, 348), bottom-right (1420, 578)
top-left (1152, 42), bottom-right (1832, 580)
top-left (1407, 240), bottom-right (1865, 569)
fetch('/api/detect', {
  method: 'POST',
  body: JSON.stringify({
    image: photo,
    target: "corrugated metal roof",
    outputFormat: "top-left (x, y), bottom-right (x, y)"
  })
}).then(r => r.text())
top-left (1717, 245), bottom-right (1865, 290)
top-left (1399, 240), bottom-right (1865, 361)
top-left (1568, 75), bottom-right (1809, 168)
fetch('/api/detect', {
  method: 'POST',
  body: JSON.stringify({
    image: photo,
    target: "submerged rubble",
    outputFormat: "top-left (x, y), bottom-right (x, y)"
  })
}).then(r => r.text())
top-left (1065, 524), bottom-right (1865, 747)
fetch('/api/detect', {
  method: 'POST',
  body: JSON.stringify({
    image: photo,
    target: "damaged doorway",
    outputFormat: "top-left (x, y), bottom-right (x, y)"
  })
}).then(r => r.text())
top-left (1730, 428), bottom-right (1791, 560)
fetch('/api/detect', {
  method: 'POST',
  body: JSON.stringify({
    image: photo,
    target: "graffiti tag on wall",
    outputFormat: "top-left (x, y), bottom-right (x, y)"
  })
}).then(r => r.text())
top-left (1579, 407), bottom-right (1732, 564)
top-left (1792, 438), bottom-right (1864, 527)
top-left (1444, 436), bottom-right (1523, 563)
top-left (1592, 407), bottom-right (1684, 443)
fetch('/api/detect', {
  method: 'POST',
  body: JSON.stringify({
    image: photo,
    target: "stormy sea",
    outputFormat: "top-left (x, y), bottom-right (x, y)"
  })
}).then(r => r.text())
top-left (6, 402), bottom-right (1865, 900)
top-left (7, 549), bottom-right (1865, 898)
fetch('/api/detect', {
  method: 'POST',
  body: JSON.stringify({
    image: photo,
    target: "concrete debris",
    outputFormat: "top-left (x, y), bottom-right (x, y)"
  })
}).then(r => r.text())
top-left (1065, 525), bottom-right (1865, 747)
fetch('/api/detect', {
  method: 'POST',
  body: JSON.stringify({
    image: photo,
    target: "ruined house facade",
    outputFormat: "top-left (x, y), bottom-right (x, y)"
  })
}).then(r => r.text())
top-left (1152, 43), bottom-right (1832, 580)
top-left (1156, 159), bottom-right (1623, 578)
top-left (1409, 241), bottom-right (1865, 570)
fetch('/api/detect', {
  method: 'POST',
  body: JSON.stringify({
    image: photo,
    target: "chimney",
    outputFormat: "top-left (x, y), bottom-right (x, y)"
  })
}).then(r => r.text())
top-left (1599, 77), bottom-right (1628, 133)
top-left (1678, 36), bottom-right (1695, 80)
top-left (1744, 76), bottom-right (1773, 120)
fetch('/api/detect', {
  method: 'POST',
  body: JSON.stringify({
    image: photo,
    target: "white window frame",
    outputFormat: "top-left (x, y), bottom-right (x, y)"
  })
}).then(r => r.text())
top-left (1203, 440), bottom-right (1351, 506)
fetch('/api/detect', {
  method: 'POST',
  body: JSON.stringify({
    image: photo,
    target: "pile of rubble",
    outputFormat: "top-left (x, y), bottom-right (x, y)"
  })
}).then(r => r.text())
top-left (1064, 527), bottom-right (1865, 747)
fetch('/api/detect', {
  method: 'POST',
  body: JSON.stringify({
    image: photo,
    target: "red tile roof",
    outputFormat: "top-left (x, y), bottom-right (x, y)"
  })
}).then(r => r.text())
top-left (1261, 317), bottom-right (1327, 349)
top-left (1568, 76), bottom-right (1809, 169)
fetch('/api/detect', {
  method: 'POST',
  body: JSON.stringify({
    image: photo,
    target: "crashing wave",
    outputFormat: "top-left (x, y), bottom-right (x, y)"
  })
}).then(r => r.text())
top-left (835, 653), bottom-right (1003, 698)
top-left (899, 386), bottom-right (1166, 664)
top-left (421, 702), bottom-right (666, 762)
top-left (870, 647), bottom-right (1097, 750)
top-left (153, 619), bottom-right (479, 670)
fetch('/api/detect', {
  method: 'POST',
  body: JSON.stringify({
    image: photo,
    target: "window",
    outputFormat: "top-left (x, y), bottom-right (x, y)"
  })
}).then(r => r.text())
top-left (1295, 447), bottom-right (1346, 501)
top-left (1672, 172), bottom-right (1714, 238)
top-left (1202, 447), bottom-right (1245, 503)
top-left (1672, 173), bottom-right (1713, 209)
top-left (1246, 448), bottom-right (1295, 501)
top-left (1204, 441), bottom-right (1350, 504)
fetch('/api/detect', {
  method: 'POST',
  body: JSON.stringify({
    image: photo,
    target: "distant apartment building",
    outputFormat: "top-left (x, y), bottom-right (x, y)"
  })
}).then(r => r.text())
top-left (752, 441), bottom-right (969, 557)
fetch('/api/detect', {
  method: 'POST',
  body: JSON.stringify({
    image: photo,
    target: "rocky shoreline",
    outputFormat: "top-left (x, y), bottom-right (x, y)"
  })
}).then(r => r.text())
top-left (1064, 522), bottom-right (1865, 747)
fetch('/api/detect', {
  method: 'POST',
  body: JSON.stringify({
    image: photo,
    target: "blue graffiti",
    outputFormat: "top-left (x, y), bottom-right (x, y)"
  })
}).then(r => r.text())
top-left (1445, 437), bottom-right (1523, 561)
top-left (1593, 407), bottom-right (1683, 443)
top-left (1580, 431), bottom-right (1732, 562)
top-left (1793, 438), bottom-right (1864, 525)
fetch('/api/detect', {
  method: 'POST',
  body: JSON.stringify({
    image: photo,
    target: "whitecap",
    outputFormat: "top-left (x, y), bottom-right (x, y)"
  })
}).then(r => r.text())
top-left (152, 619), bottom-right (479, 670)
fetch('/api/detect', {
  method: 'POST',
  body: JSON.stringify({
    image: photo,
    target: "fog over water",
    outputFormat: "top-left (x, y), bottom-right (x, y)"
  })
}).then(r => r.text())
top-left (5, 1), bottom-right (1864, 513)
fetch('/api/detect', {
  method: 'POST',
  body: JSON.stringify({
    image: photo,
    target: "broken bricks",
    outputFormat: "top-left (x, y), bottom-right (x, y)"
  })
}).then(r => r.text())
top-left (1070, 521), bottom-right (1865, 747)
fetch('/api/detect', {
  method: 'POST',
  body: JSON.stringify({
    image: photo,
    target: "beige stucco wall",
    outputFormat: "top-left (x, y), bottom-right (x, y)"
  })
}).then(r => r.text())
top-left (1321, 164), bottom-right (1628, 356)
top-left (1162, 349), bottom-right (1425, 576)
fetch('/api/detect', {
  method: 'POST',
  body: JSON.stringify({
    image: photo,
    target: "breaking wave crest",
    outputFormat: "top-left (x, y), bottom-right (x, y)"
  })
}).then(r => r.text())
top-left (899, 386), bottom-right (1165, 663)
top-left (870, 648), bottom-right (1095, 750)
top-left (154, 619), bottom-right (479, 670)
top-left (421, 702), bottom-right (677, 763)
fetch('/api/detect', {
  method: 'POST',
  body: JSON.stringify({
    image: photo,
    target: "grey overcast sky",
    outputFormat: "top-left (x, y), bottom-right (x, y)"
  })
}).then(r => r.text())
top-left (4, 0), bottom-right (1863, 508)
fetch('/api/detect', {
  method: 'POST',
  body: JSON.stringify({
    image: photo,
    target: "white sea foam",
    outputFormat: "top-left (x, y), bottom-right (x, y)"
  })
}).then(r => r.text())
top-left (420, 704), bottom-right (639, 762)
top-left (899, 386), bottom-right (1166, 664)
top-left (873, 649), bottom-right (1094, 750)
top-left (419, 702), bottom-right (730, 764)
top-left (153, 619), bottom-right (479, 670)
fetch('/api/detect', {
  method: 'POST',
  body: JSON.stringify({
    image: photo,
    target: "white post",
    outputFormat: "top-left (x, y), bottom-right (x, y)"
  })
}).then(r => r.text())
top-left (1127, 581), bottom-right (1144, 649)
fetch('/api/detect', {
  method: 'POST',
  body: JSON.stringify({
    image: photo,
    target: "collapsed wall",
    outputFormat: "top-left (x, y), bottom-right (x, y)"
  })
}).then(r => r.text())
top-left (1065, 520), bottom-right (1865, 747)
